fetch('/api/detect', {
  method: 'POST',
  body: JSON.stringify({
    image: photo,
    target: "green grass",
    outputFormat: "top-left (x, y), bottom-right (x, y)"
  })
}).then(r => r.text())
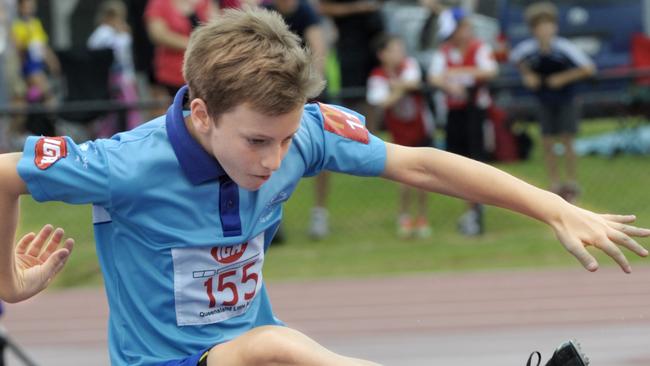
top-left (16, 119), bottom-right (650, 288)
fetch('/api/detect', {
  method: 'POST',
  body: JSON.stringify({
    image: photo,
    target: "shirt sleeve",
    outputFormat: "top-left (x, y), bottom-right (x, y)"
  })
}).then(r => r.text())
top-left (476, 44), bottom-right (498, 72)
top-left (17, 136), bottom-right (112, 207)
top-left (144, 0), bottom-right (166, 21)
top-left (299, 0), bottom-right (322, 28)
top-left (556, 38), bottom-right (594, 68)
top-left (294, 104), bottom-right (387, 177)
top-left (509, 39), bottom-right (536, 64)
top-left (401, 57), bottom-right (422, 83)
top-left (427, 51), bottom-right (446, 78)
top-left (33, 19), bottom-right (49, 44)
top-left (366, 74), bottom-right (390, 106)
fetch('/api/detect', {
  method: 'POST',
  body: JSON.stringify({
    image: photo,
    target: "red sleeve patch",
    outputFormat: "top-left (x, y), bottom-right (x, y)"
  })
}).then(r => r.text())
top-left (318, 103), bottom-right (369, 144)
top-left (35, 137), bottom-right (68, 170)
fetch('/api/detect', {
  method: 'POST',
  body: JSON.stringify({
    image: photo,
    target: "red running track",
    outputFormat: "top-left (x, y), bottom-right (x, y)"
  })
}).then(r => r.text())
top-left (2, 266), bottom-right (649, 365)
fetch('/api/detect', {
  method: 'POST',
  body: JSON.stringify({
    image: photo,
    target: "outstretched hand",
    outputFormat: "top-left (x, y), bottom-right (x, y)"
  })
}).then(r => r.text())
top-left (13, 225), bottom-right (74, 302)
top-left (552, 206), bottom-right (650, 273)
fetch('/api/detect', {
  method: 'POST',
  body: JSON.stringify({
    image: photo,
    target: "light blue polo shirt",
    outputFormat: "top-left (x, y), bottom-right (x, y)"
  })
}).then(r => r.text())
top-left (17, 86), bottom-right (386, 365)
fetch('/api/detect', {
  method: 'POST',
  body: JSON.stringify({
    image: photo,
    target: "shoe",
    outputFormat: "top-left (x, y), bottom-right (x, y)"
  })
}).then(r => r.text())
top-left (309, 207), bottom-right (329, 240)
top-left (457, 206), bottom-right (483, 236)
top-left (397, 214), bottom-right (413, 239)
top-left (414, 217), bottom-right (432, 238)
top-left (527, 340), bottom-right (589, 366)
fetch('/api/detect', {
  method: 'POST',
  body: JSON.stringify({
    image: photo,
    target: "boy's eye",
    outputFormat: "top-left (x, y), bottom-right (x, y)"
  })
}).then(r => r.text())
top-left (247, 138), bottom-right (267, 145)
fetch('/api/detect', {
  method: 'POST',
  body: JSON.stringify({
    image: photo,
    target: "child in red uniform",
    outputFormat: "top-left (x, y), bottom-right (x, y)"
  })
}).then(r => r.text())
top-left (428, 7), bottom-right (498, 236)
top-left (367, 34), bottom-right (434, 238)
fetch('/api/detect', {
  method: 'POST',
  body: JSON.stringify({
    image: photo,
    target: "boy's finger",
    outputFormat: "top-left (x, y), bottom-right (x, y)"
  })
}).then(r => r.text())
top-left (595, 238), bottom-right (631, 273)
top-left (608, 230), bottom-right (649, 257)
top-left (601, 214), bottom-right (636, 224)
top-left (611, 223), bottom-right (650, 238)
top-left (565, 240), bottom-right (599, 272)
top-left (62, 238), bottom-right (74, 255)
top-left (27, 225), bottom-right (55, 257)
top-left (15, 232), bottom-right (36, 255)
top-left (39, 229), bottom-right (65, 262)
top-left (42, 247), bottom-right (71, 281)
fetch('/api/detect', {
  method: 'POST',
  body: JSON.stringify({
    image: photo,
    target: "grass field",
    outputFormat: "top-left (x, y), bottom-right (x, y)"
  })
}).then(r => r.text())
top-left (15, 119), bottom-right (650, 288)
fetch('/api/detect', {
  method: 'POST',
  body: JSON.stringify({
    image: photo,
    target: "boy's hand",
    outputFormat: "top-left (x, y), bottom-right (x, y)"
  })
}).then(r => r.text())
top-left (443, 82), bottom-right (467, 99)
top-left (522, 72), bottom-right (541, 90)
top-left (546, 73), bottom-right (568, 89)
top-left (12, 225), bottom-right (74, 302)
top-left (551, 206), bottom-right (650, 273)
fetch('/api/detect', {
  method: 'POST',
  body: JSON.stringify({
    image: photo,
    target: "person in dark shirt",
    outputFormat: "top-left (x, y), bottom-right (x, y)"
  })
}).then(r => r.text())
top-left (510, 2), bottom-right (595, 203)
top-left (319, 0), bottom-right (384, 130)
top-left (265, 0), bottom-right (333, 239)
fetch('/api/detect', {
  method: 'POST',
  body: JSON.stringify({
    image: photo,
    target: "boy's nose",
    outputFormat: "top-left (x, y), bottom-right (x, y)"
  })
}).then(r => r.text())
top-left (261, 146), bottom-right (282, 171)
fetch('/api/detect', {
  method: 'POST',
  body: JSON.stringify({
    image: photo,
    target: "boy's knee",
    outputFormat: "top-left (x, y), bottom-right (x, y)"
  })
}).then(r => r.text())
top-left (244, 326), bottom-right (305, 364)
top-left (208, 326), bottom-right (311, 366)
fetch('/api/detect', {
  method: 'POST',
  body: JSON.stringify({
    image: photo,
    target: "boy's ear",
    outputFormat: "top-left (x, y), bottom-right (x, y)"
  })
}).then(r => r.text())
top-left (189, 98), bottom-right (213, 133)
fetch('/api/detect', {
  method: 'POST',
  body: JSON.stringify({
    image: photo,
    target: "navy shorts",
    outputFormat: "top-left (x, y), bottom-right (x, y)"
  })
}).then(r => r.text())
top-left (155, 348), bottom-right (210, 366)
top-left (537, 101), bottom-right (579, 136)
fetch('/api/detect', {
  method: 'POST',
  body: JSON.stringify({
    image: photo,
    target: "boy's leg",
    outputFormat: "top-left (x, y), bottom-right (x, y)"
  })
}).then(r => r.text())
top-left (309, 172), bottom-right (330, 239)
top-left (398, 184), bottom-right (413, 237)
top-left (560, 101), bottom-right (580, 185)
top-left (542, 136), bottom-right (560, 189)
top-left (206, 325), bottom-right (380, 366)
top-left (537, 103), bottom-right (562, 190)
top-left (416, 189), bottom-right (427, 219)
top-left (561, 133), bottom-right (577, 184)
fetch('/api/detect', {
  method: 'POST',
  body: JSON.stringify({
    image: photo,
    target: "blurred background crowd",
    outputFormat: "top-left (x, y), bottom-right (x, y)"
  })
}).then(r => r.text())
top-left (0, 0), bottom-right (649, 243)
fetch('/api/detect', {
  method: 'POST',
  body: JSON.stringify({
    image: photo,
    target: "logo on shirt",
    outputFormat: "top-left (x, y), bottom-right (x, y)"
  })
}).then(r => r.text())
top-left (35, 137), bottom-right (68, 170)
top-left (211, 243), bottom-right (248, 264)
top-left (319, 103), bottom-right (369, 144)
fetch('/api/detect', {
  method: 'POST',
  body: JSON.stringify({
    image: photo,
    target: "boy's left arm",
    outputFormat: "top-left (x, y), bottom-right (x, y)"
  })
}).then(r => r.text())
top-left (547, 40), bottom-right (596, 89)
top-left (547, 65), bottom-right (595, 89)
top-left (381, 143), bottom-right (650, 272)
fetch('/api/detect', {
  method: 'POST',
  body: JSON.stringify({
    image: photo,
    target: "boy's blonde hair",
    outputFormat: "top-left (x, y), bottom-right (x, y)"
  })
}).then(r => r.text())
top-left (183, 7), bottom-right (325, 119)
top-left (525, 2), bottom-right (558, 29)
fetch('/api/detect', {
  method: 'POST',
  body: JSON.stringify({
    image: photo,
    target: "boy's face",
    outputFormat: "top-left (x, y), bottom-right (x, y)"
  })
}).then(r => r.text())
top-left (197, 103), bottom-right (303, 191)
top-left (533, 19), bottom-right (557, 42)
top-left (450, 20), bottom-right (472, 45)
top-left (379, 39), bottom-right (406, 69)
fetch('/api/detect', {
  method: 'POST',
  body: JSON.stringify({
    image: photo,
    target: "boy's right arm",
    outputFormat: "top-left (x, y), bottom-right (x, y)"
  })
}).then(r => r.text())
top-left (0, 153), bottom-right (73, 303)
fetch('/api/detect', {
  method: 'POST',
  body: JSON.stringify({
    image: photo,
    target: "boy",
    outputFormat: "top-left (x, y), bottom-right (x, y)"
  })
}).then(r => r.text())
top-left (367, 34), bottom-right (433, 238)
top-left (0, 7), bottom-right (648, 366)
top-left (510, 2), bottom-right (595, 203)
top-left (428, 7), bottom-right (498, 236)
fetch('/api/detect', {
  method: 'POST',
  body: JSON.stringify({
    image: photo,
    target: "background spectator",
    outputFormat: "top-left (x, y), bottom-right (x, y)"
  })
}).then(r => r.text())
top-left (11, 0), bottom-right (60, 137)
top-left (12, 0), bottom-right (59, 107)
top-left (127, 0), bottom-right (166, 119)
top-left (367, 34), bottom-right (433, 239)
top-left (510, 2), bottom-right (595, 203)
top-left (144, 0), bottom-right (216, 99)
top-left (88, 0), bottom-right (142, 137)
top-left (428, 7), bottom-right (498, 237)
top-left (264, 0), bottom-right (333, 239)
top-left (320, 0), bottom-right (384, 132)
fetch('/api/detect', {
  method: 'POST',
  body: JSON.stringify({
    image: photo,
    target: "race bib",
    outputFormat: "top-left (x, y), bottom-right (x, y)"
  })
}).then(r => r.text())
top-left (171, 233), bottom-right (265, 326)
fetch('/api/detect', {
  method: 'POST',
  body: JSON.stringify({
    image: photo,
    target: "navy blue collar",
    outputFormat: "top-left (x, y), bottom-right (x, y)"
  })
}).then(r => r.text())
top-left (166, 85), bottom-right (227, 185)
